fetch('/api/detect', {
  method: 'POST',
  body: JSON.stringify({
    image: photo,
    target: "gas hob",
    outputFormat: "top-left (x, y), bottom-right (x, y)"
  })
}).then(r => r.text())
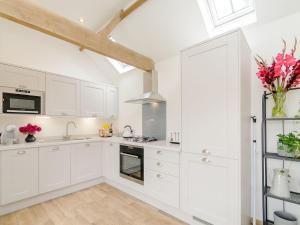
top-left (123, 136), bottom-right (157, 143)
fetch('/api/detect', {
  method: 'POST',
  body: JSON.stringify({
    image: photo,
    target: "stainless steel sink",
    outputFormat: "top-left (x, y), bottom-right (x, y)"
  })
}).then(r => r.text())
top-left (38, 137), bottom-right (93, 143)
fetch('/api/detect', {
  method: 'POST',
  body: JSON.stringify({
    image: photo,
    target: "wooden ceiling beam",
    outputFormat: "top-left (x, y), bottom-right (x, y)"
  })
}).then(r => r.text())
top-left (0, 0), bottom-right (154, 71)
top-left (80, 0), bottom-right (147, 51)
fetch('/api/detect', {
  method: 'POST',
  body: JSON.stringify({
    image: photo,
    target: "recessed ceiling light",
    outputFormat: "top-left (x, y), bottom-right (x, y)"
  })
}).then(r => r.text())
top-left (79, 17), bottom-right (85, 23)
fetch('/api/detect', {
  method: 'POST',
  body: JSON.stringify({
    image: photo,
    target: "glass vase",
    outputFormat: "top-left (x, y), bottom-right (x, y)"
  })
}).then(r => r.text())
top-left (25, 134), bottom-right (36, 143)
top-left (272, 91), bottom-right (287, 117)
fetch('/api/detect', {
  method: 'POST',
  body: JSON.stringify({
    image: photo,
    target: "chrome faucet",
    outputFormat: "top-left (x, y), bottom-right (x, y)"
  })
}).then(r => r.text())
top-left (64, 121), bottom-right (77, 140)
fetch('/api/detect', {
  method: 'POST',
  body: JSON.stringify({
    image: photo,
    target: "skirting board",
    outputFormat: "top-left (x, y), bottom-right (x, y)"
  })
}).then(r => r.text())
top-left (0, 177), bottom-right (104, 216)
top-left (252, 218), bottom-right (263, 225)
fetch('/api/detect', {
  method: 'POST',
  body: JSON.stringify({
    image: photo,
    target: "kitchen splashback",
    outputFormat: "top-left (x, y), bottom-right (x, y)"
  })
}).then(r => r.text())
top-left (142, 102), bottom-right (166, 140)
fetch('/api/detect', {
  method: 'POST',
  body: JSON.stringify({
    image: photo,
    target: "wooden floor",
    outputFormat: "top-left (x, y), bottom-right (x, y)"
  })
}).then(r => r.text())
top-left (0, 184), bottom-right (186, 225)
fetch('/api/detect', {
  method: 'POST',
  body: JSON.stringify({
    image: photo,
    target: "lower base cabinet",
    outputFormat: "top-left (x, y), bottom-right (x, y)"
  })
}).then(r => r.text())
top-left (71, 142), bottom-right (102, 184)
top-left (102, 142), bottom-right (119, 182)
top-left (180, 153), bottom-right (239, 225)
top-left (145, 169), bottom-right (179, 208)
top-left (39, 145), bottom-right (71, 193)
top-left (0, 148), bottom-right (38, 205)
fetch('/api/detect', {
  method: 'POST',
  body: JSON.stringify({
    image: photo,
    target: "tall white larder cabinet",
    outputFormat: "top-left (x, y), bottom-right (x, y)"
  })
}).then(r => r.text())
top-left (180, 30), bottom-right (251, 225)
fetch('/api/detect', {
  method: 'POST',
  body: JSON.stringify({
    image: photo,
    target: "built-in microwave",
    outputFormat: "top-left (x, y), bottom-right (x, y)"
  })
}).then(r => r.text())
top-left (0, 87), bottom-right (44, 114)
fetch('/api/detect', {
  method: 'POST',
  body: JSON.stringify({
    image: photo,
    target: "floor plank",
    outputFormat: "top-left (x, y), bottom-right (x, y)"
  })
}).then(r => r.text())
top-left (0, 184), bottom-right (186, 225)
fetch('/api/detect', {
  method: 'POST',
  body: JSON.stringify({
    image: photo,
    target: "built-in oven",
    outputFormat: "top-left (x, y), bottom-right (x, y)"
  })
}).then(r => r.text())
top-left (1, 87), bottom-right (43, 114)
top-left (120, 144), bottom-right (144, 185)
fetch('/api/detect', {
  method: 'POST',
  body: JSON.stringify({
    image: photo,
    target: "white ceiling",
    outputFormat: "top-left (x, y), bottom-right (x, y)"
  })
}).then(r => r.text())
top-left (31, 0), bottom-right (132, 30)
top-left (31, 0), bottom-right (300, 62)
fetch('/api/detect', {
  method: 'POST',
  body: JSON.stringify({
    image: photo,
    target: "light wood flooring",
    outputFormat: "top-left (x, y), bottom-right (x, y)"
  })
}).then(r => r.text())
top-left (0, 184), bottom-right (186, 225)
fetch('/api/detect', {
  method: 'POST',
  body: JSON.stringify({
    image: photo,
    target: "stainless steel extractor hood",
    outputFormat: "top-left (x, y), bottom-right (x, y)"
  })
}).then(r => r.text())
top-left (126, 70), bottom-right (165, 104)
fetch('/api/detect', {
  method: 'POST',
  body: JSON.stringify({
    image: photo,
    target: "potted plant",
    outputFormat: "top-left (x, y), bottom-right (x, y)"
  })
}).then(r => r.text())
top-left (19, 123), bottom-right (42, 143)
top-left (277, 132), bottom-right (300, 158)
top-left (255, 39), bottom-right (300, 117)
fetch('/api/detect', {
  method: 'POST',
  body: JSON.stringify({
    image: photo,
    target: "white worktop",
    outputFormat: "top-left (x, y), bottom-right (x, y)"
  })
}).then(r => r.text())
top-left (0, 135), bottom-right (181, 152)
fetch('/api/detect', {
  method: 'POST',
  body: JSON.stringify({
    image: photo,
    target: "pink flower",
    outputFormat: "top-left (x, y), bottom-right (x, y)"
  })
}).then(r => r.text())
top-left (19, 124), bottom-right (42, 135)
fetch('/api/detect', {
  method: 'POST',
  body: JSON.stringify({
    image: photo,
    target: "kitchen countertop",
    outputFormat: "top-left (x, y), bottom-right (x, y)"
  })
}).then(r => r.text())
top-left (0, 135), bottom-right (181, 152)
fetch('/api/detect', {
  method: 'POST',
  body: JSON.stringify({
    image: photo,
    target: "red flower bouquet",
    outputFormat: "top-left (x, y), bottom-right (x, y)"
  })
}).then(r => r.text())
top-left (19, 124), bottom-right (42, 143)
top-left (255, 39), bottom-right (300, 117)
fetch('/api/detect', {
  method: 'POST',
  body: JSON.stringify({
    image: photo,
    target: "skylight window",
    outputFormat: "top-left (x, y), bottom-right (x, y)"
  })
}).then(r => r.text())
top-left (107, 37), bottom-right (135, 74)
top-left (197, 0), bottom-right (256, 35)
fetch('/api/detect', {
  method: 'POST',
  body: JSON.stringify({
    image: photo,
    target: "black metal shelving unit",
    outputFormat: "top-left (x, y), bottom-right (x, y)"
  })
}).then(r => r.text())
top-left (262, 87), bottom-right (300, 225)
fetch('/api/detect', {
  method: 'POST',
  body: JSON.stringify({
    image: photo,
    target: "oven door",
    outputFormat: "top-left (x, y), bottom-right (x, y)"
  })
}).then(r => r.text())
top-left (120, 145), bottom-right (144, 185)
top-left (2, 92), bottom-right (41, 114)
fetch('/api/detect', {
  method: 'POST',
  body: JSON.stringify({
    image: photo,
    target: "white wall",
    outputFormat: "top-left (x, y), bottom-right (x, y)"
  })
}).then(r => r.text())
top-left (0, 18), bottom-right (119, 85)
top-left (118, 56), bottom-right (181, 140)
top-left (244, 11), bottom-right (300, 221)
top-left (0, 18), bottom-right (119, 138)
top-left (118, 70), bottom-right (143, 135)
top-left (0, 115), bottom-right (104, 142)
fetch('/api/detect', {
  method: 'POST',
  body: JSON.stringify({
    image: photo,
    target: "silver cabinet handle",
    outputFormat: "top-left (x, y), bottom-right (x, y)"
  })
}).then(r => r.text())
top-left (85, 143), bottom-right (90, 147)
top-left (201, 158), bottom-right (210, 163)
top-left (202, 149), bottom-right (210, 155)
top-left (110, 143), bottom-right (113, 146)
top-left (157, 162), bottom-right (161, 166)
top-left (18, 85), bottom-right (27, 89)
top-left (120, 152), bottom-right (139, 158)
top-left (156, 150), bottom-right (161, 154)
top-left (17, 150), bottom-right (26, 155)
top-left (156, 174), bottom-right (161, 178)
top-left (61, 112), bottom-right (68, 116)
top-left (52, 146), bottom-right (60, 151)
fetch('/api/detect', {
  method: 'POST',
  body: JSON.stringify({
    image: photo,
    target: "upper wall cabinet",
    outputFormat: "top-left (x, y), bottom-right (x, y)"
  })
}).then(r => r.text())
top-left (106, 86), bottom-right (118, 118)
top-left (81, 81), bottom-right (106, 117)
top-left (46, 74), bottom-right (81, 116)
top-left (0, 63), bottom-right (45, 91)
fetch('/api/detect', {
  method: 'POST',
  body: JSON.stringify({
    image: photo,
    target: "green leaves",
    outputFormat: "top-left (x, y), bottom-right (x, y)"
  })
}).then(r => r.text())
top-left (277, 132), bottom-right (300, 158)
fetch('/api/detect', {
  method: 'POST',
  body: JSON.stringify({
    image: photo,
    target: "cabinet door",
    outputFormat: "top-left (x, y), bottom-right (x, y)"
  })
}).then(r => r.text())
top-left (181, 33), bottom-right (239, 159)
top-left (145, 169), bottom-right (179, 208)
top-left (71, 142), bottom-right (102, 184)
top-left (102, 142), bottom-right (119, 182)
top-left (0, 148), bottom-right (38, 205)
top-left (46, 74), bottom-right (80, 116)
top-left (0, 64), bottom-right (45, 91)
top-left (181, 153), bottom-right (238, 225)
top-left (106, 86), bottom-right (118, 118)
top-left (39, 145), bottom-right (70, 193)
top-left (81, 81), bottom-right (106, 117)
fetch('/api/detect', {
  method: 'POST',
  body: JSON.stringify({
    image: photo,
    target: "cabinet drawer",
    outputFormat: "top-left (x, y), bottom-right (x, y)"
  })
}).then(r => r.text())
top-left (145, 158), bottom-right (179, 177)
top-left (144, 147), bottom-right (179, 164)
top-left (145, 169), bottom-right (179, 208)
top-left (0, 148), bottom-right (38, 205)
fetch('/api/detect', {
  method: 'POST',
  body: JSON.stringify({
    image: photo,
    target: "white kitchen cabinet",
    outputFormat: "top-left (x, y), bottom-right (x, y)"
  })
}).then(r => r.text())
top-left (181, 153), bottom-right (238, 225)
top-left (0, 148), bottom-right (38, 205)
top-left (145, 169), bottom-right (179, 208)
top-left (181, 32), bottom-right (241, 159)
top-left (144, 147), bottom-right (180, 208)
top-left (45, 74), bottom-right (80, 116)
top-left (0, 63), bottom-right (45, 91)
top-left (102, 142), bottom-right (119, 182)
top-left (181, 30), bottom-right (252, 225)
top-left (71, 142), bottom-right (102, 184)
top-left (106, 86), bottom-right (118, 118)
top-left (81, 81), bottom-right (106, 117)
top-left (39, 145), bottom-right (71, 193)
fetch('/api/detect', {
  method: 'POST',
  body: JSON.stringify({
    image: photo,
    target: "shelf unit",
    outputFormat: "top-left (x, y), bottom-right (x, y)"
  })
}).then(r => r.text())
top-left (262, 88), bottom-right (300, 225)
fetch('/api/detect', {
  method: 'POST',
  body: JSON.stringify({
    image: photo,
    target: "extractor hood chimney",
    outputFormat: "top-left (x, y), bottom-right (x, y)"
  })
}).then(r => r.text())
top-left (125, 70), bottom-right (165, 104)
